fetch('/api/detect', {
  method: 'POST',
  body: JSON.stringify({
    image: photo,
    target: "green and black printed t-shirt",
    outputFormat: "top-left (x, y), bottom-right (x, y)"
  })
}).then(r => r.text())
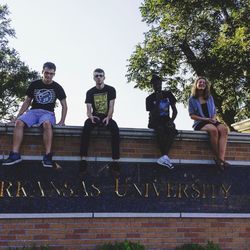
top-left (26, 79), bottom-right (66, 112)
top-left (85, 84), bottom-right (116, 117)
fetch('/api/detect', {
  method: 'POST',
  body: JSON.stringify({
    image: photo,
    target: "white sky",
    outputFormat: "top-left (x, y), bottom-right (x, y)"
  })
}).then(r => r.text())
top-left (2, 0), bottom-right (193, 130)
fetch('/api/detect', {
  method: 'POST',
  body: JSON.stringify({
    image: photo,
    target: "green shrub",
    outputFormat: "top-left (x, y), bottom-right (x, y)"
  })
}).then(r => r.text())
top-left (96, 240), bottom-right (145, 250)
top-left (205, 241), bottom-right (220, 250)
top-left (175, 241), bottom-right (220, 250)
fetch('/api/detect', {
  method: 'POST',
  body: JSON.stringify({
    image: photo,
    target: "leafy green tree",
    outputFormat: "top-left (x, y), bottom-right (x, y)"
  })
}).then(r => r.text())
top-left (127, 0), bottom-right (250, 130)
top-left (0, 4), bottom-right (38, 122)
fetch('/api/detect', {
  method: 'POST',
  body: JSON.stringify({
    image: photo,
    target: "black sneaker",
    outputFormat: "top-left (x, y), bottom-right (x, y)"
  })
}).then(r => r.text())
top-left (79, 160), bottom-right (87, 172)
top-left (2, 151), bottom-right (22, 166)
top-left (79, 160), bottom-right (88, 176)
top-left (42, 153), bottom-right (53, 167)
top-left (109, 161), bottom-right (120, 176)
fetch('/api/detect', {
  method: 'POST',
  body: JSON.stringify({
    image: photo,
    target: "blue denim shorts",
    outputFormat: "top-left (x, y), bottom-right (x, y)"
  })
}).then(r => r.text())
top-left (18, 109), bottom-right (56, 127)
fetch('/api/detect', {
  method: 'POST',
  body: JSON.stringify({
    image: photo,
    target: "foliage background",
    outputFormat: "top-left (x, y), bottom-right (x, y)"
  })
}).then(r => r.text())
top-left (127, 0), bottom-right (250, 130)
top-left (0, 4), bottom-right (39, 122)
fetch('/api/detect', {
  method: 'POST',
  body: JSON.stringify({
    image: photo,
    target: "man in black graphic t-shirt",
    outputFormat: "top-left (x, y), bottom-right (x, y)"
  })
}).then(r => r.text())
top-left (146, 74), bottom-right (178, 169)
top-left (80, 68), bottom-right (120, 171)
top-left (26, 79), bottom-right (66, 112)
top-left (2, 62), bottom-right (67, 168)
top-left (85, 83), bottom-right (116, 121)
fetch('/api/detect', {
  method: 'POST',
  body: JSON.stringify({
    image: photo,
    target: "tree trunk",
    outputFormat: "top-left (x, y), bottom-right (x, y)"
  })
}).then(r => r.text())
top-left (179, 40), bottom-right (205, 76)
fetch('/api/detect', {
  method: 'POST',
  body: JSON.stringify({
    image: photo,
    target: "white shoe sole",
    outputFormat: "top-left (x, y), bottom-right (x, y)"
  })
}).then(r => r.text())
top-left (157, 160), bottom-right (174, 169)
top-left (42, 161), bottom-right (53, 168)
top-left (2, 158), bottom-right (22, 166)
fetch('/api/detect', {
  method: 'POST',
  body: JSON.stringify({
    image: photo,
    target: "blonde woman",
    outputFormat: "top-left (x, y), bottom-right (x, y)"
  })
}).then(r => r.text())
top-left (188, 77), bottom-right (229, 170)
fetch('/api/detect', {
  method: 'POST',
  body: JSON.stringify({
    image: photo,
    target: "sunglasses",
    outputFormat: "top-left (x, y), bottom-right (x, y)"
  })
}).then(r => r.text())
top-left (94, 74), bottom-right (104, 78)
top-left (44, 71), bottom-right (55, 75)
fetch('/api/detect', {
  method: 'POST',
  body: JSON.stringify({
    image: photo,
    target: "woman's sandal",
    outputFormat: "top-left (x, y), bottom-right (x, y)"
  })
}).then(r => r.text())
top-left (214, 158), bottom-right (231, 170)
top-left (214, 158), bottom-right (225, 171)
top-left (220, 159), bottom-right (230, 169)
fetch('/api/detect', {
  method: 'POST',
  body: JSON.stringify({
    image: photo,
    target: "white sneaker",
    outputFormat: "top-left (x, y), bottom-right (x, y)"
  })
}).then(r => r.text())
top-left (157, 155), bottom-right (174, 169)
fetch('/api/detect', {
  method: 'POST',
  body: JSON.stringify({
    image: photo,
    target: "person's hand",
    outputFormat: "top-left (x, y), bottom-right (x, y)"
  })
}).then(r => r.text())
top-left (90, 116), bottom-right (100, 124)
top-left (169, 118), bottom-right (175, 124)
top-left (207, 118), bottom-right (217, 124)
top-left (102, 117), bottom-right (110, 126)
top-left (203, 117), bottom-right (216, 123)
top-left (167, 120), bottom-right (175, 129)
top-left (56, 121), bottom-right (65, 126)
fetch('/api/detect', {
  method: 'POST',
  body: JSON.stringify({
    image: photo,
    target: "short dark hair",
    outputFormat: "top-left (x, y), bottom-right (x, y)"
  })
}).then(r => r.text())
top-left (150, 74), bottom-right (162, 85)
top-left (43, 62), bottom-right (56, 71)
top-left (93, 68), bottom-right (105, 75)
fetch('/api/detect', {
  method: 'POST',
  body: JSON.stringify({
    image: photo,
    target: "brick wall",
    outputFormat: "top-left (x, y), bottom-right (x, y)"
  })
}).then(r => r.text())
top-left (0, 217), bottom-right (250, 250)
top-left (1, 125), bottom-right (250, 161)
top-left (1, 125), bottom-right (250, 250)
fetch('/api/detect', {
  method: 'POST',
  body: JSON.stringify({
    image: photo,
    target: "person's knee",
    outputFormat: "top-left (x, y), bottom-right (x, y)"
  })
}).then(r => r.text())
top-left (155, 125), bottom-right (165, 134)
top-left (42, 121), bottom-right (52, 130)
top-left (219, 125), bottom-right (228, 137)
top-left (15, 120), bottom-right (25, 128)
top-left (110, 126), bottom-right (119, 136)
top-left (109, 120), bottom-right (119, 131)
top-left (208, 127), bottom-right (218, 137)
top-left (168, 126), bottom-right (177, 135)
top-left (84, 118), bottom-right (92, 125)
top-left (82, 119), bottom-right (94, 132)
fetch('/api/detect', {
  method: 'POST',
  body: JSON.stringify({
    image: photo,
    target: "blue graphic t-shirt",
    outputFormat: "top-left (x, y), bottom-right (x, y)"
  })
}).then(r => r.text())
top-left (26, 79), bottom-right (66, 112)
top-left (146, 90), bottom-right (176, 128)
top-left (159, 98), bottom-right (171, 116)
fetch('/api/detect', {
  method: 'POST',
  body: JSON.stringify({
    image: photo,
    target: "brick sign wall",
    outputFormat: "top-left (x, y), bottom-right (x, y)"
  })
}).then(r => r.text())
top-left (0, 125), bottom-right (250, 250)
top-left (1, 125), bottom-right (250, 161)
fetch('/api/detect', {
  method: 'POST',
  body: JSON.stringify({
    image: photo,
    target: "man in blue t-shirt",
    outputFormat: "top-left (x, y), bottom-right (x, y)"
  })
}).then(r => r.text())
top-left (2, 62), bottom-right (67, 167)
top-left (146, 74), bottom-right (178, 169)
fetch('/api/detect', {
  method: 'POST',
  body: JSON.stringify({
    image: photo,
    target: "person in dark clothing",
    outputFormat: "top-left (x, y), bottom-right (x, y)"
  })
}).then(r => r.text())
top-left (80, 68), bottom-right (120, 171)
top-left (146, 75), bottom-right (178, 169)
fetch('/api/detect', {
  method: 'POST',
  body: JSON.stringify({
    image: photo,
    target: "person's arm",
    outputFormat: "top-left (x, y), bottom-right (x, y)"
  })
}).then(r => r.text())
top-left (57, 98), bottom-right (68, 126)
top-left (147, 94), bottom-right (160, 118)
top-left (170, 103), bottom-right (178, 122)
top-left (188, 97), bottom-right (209, 122)
top-left (86, 103), bottom-right (100, 123)
top-left (190, 114), bottom-right (217, 123)
top-left (189, 97), bottom-right (217, 123)
top-left (103, 99), bottom-right (115, 126)
top-left (210, 96), bottom-right (217, 123)
top-left (13, 96), bottom-right (32, 121)
top-left (190, 114), bottom-right (207, 121)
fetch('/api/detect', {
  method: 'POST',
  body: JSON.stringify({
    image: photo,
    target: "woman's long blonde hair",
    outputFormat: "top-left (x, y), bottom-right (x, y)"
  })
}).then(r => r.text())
top-left (191, 76), bottom-right (211, 100)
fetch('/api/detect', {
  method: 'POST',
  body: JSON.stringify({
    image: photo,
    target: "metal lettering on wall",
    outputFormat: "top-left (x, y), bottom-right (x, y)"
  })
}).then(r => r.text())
top-left (0, 161), bottom-right (249, 213)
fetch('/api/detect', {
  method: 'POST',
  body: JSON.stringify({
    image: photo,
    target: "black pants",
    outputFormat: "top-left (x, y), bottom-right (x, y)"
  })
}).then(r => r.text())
top-left (154, 123), bottom-right (178, 155)
top-left (80, 118), bottom-right (120, 160)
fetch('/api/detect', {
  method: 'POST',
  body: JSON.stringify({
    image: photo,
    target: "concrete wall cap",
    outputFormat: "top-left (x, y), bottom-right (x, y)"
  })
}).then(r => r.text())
top-left (1, 124), bottom-right (250, 143)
